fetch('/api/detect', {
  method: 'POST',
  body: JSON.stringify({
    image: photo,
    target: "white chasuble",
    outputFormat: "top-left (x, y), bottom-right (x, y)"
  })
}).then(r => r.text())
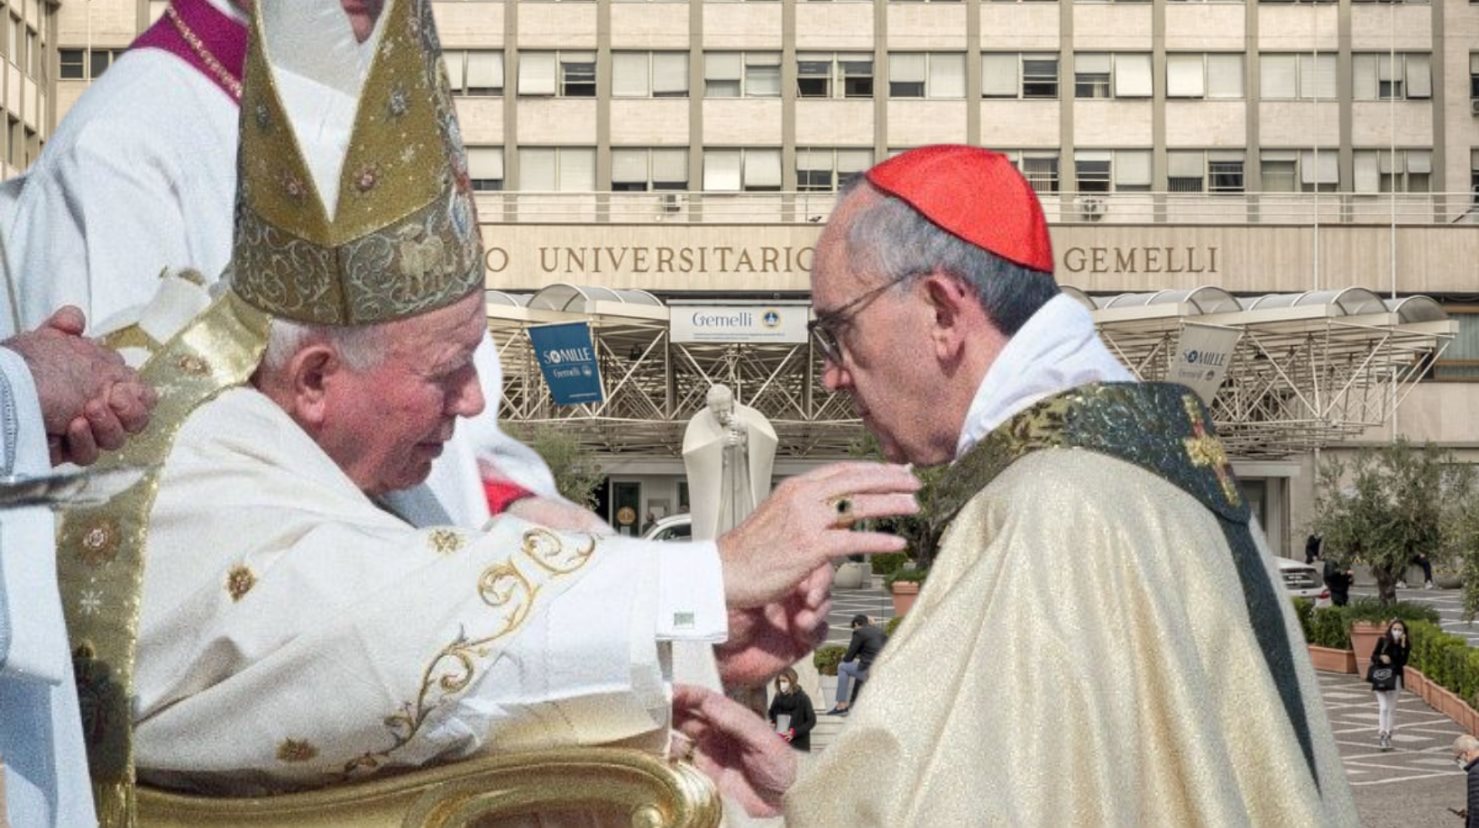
top-left (132, 388), bottom-right (672, 794)
top-left (785, 388), bottom-right (1356, 826)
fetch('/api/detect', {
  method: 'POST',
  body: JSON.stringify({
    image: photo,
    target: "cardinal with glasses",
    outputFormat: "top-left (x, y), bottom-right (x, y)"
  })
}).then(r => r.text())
top-left (687, 146), bottom-right (1358, 825)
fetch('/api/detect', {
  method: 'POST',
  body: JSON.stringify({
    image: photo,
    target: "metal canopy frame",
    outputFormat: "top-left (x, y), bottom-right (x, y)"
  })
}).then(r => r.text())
top-left (489, 284), bottom-right (1456, 461)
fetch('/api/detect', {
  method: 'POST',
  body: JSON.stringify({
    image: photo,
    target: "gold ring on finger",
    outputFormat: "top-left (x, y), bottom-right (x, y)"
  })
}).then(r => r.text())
top-left (828, 495), bottom-right (856, 529)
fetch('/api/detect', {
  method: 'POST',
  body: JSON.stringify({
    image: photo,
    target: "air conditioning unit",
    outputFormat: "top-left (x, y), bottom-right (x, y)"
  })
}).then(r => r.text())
top-left (1075, 196), bottom-right (1107, 222)
top-left (1471, 99), bottom-right (1479, 116)
top-left (660, 192), bottom-right (682, 213)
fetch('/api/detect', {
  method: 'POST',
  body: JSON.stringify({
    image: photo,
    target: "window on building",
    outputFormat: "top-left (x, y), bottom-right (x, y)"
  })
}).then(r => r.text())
top-left (1473, 149), bottom-right (1479, 206)
top-left (444, 50), bottom-right (504, 96)
top-left (612, 52), bottom-right (689, 98)
top-left (1354, 149), bottom-right (1432, 193)
top-left (889, 53), bottom-right (966, 99)
top-left (466, 147), bottom-right (505, 191)
top-left (612, 148), bottom-right (689, 191)
top-left (1353, 53), bottom-right (1431, 100)
top-left (1001, 150), bottom-right (1061, 193)
top-left (1166, 53), bottom-right (1245, 99)
top-left (26, 26), bottom-right (39, 78)
top-left (1074, 53), bottom-right (1152, 99)
top-left (1260, 149), bottom-right (1337, 192)
top-left (796, 53), bottom-right (873, 99)
top-left (703, 149), bottom-right (782, 192)
top-left (704, 52), bottom-right (781, 98)
top-left (520, 147), bottom-right (596, 191)
top-left (1352, 0), bottom-right (1428, 4)
top-left (982, 53), bottom-right (1060, 99)
top-left (60, 48), bottom-right (84, 80)
top-left (1168, 150), bottom-right (1246, 193)
top-left (1260, 53), bottom-right (1337, 100)
top-left (91, 49), bottom-right (116, 79)
top-left (1434, 310), bottom-right (1479, 381)
top-left (1471, 53), bottom-right (1479, 101)
top-left (1074, 150), bottom-right (1151, 192)
top-left (518, 52), bottom-right (597, 98)
top-left (795, 148), bottom-right (873, 192)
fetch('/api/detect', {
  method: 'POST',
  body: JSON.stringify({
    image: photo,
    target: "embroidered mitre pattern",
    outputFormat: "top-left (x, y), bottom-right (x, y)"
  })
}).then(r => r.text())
top-left (231, 0), bottom-right (482, 325)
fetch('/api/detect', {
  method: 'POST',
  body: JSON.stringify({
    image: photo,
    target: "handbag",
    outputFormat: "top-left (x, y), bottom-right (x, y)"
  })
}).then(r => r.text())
top-left (1368, 664), bottom-right (1397, 692)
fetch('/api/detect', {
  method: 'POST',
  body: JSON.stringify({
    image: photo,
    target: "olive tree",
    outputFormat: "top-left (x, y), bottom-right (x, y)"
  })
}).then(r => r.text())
top-left (1313, 439), bottom-right (1469, 605)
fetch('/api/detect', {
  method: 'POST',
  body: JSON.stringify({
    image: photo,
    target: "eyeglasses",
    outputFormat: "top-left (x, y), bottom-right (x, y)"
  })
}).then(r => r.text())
top-left (809, 273), bottom-right (921, 365)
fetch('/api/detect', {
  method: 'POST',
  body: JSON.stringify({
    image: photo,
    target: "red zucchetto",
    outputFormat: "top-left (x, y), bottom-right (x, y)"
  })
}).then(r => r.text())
top-left (864, 145), bottom-right (1055, 274)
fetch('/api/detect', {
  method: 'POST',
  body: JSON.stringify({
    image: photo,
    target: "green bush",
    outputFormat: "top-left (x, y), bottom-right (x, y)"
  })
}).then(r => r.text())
top-left (1344, 596), bottom-right (1440, 627)
top-left (884, 568), bottom-right (929, 590)
top-left (870, 552), bottom-right (909, 577)
top-left (1407, 621), bottom-right (1479, 708)
top-left (813, 644), bottom-right (847, 677)
top-left (884, 616), bottom-right (902, 637)
top-left (1292, 598), bottom-right (1315, 642)
top-left (1308, 607), bottom-right (1351, 650)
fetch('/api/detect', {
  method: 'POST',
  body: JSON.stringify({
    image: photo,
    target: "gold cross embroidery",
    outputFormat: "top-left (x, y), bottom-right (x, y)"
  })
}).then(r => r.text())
top-left (1182, 396), bottom-right (1241, 507)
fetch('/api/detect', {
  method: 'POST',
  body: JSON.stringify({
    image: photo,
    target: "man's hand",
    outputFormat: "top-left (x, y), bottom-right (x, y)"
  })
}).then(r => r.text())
top-left (718, 462), bottom-right (918, 608)
top-left (504, 495), bottom-right (614, 534)
top-left (1, 306), bottom-right (156, 466)
top-left (672, 684), bottom-right (797, 818)
top-left (716, 563), bottom-right (831, 688)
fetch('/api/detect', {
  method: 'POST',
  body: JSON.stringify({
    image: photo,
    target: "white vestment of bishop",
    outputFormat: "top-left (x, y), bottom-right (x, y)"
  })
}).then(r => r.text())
top-left (784, 295), bottom-right (1359, 825)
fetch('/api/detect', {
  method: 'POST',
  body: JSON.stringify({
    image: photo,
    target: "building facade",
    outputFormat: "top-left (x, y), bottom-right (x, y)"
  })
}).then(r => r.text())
top-left (40, 0), bottom-right (1479, 556)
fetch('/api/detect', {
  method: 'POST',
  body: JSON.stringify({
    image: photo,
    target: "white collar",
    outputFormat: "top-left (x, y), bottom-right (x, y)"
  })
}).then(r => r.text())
top-left (202, 0), bottom-right (249, 25)
top-left (954, 293), bottom-right (1134, 459)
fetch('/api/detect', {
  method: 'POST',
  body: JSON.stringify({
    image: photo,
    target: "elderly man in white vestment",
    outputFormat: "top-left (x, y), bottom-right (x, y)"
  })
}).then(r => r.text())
top-left (668, 146), bottom-right (1361, 825)
top-left (49, 3), bottom-right (917, 823)
top-left (0, 304), bottom-right (155, 827)
top-left (3, 0), bottom-right (564, 524)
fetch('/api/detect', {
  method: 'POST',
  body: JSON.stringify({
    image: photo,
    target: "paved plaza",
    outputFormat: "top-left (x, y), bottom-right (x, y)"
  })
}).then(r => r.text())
top-left (811, 578), bottom-right (1477, 825)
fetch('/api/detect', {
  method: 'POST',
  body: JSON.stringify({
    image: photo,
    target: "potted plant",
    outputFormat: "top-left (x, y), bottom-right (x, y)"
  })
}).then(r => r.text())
top-left (884, 568), bottom-right (928, 616)
top-left (832, 558), bottom-right (870, 590)
top-left (1305, 605), bottom-right (1356, 673)
top-left (812, 644), bottom-right (846, 709)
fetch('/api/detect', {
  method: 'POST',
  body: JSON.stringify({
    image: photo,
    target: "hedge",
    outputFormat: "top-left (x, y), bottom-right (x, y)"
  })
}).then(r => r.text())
top-left (870, 552), bottom-right (909, 577)
top-left (1296, 599), bottom-right (1440, 651)
top-left (813, 644), bottom-right (846, 677)
top-left (1409, 621), bottom-right (1479, 706)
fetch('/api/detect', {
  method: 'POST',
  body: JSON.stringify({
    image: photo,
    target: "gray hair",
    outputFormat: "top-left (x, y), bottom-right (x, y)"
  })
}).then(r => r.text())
top-left (838, 178), bottom-right (1059, 336)
top-left (1454, 735), bottom-right (1479, 755)
top-left (261, 317), bottom-right (392, 374)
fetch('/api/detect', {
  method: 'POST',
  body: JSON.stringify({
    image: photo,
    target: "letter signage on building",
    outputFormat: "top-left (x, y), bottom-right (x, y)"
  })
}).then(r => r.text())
top-left (1171, 323), bottom-right (1242, 404)
top-left (528, 322), bottom-right (605, 406)
top-left (669, 304), bottom-right (809, 344)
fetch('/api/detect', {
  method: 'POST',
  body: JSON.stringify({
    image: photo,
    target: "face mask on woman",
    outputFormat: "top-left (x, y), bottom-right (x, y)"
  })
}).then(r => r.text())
top-left (778, 681), bottom-right (792, 693)
top-left (1391, 627), bottom-right (1406, 641)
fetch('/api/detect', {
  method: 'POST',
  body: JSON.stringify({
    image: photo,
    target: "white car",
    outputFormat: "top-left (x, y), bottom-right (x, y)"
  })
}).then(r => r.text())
top-left (1277, 558), bottom-right (1332, 608)
top-left (642, 514), bottom-right (692, 542)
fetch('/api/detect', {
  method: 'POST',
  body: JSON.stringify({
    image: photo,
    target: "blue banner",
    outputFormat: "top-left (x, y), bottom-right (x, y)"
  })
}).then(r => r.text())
top-left (527, 322), bottom-right (605, 406)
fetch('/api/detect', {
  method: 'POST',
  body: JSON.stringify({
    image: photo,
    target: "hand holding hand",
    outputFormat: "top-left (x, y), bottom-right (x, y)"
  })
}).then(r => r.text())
top-left (718, 462), bottom-right (919, 608)
top-left (2, 307), bottom-right (157, 466)
top-left (672, 684), bottom-right (797, 818)
top-left (716, 563), bottom-right (831, 688)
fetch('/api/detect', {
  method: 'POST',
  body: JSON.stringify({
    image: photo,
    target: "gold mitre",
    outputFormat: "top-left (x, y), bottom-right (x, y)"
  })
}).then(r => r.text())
top-left (231, 0), bottom-right (482, 326)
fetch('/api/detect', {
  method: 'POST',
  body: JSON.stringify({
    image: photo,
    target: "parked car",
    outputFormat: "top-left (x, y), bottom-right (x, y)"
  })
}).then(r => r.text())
top-left (1276, 558), bottom-right (1331, 608)
top-left (642, 513), bottom-right (692, 542)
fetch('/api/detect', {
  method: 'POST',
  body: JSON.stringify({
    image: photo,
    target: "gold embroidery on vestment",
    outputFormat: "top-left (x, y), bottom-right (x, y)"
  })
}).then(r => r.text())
top-left (276, 739), bottom-right (319, 763)
top-left (427, 528), bottom-right (466, 556)
top-left (226, 565), bottom-right (256, 601)
top-left (78, 519), bottom-right (122, 567)
top-left (1182, 395), bottom-right (1241, 506)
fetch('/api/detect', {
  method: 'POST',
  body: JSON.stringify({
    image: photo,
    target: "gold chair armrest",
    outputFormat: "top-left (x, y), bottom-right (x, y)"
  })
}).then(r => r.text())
top-left (137, 747), bottom-right (721, 828)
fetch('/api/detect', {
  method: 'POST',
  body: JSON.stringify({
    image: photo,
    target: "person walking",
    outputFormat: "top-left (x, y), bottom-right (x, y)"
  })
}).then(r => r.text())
top-left (1370, 621), bottom-right (1411, 751)
top-left (767, 668), bottom-right (817, 752)
top-left (825, 614), bottom-right (887, 716)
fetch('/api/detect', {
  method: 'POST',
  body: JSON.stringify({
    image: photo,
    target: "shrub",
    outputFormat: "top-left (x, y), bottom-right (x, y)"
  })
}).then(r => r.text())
top-left (1344, 596), bottom-right (1440, 627)
top-left (884, 568), bottom-right (928, 590)
top-left (884, 616), bottom-right (903, 637)
top-left (1407, 621), bottom-right (1479, 709)
top-left (1292, 598), bottom-right (1315, 642)
top-left (813, 644), bottom-right (847, 677)
top-left (1308, 607), bottom-right (1351, 650)
top-left (870, 552), bottom-right (909, 577)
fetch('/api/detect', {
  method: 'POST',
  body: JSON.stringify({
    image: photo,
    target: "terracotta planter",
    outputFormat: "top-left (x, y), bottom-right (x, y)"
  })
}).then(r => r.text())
top-left (891, 582), bottom-right (920, 616)
top-left (1307, 645), bottom-right (1357, 674)
top-left (1351, 622), bottom-right (1388, 678)
top-left (1404, 668), bottom-right (1426, 698)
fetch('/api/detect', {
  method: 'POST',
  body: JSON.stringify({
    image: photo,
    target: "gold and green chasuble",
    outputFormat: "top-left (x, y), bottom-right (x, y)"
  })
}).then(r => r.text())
top-left (786, 383), bottom-right (1358, 826)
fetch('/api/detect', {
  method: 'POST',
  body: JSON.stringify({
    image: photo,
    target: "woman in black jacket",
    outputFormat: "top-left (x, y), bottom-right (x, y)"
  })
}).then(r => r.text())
top-left (1370, 620), bottom-right (1410, 751)
top-left (767, 668), bottom-right (817, 752)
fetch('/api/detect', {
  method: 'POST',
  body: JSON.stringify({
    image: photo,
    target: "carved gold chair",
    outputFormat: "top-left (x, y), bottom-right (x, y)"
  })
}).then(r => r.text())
top-left (135, 747), bottom-right (721, 827)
